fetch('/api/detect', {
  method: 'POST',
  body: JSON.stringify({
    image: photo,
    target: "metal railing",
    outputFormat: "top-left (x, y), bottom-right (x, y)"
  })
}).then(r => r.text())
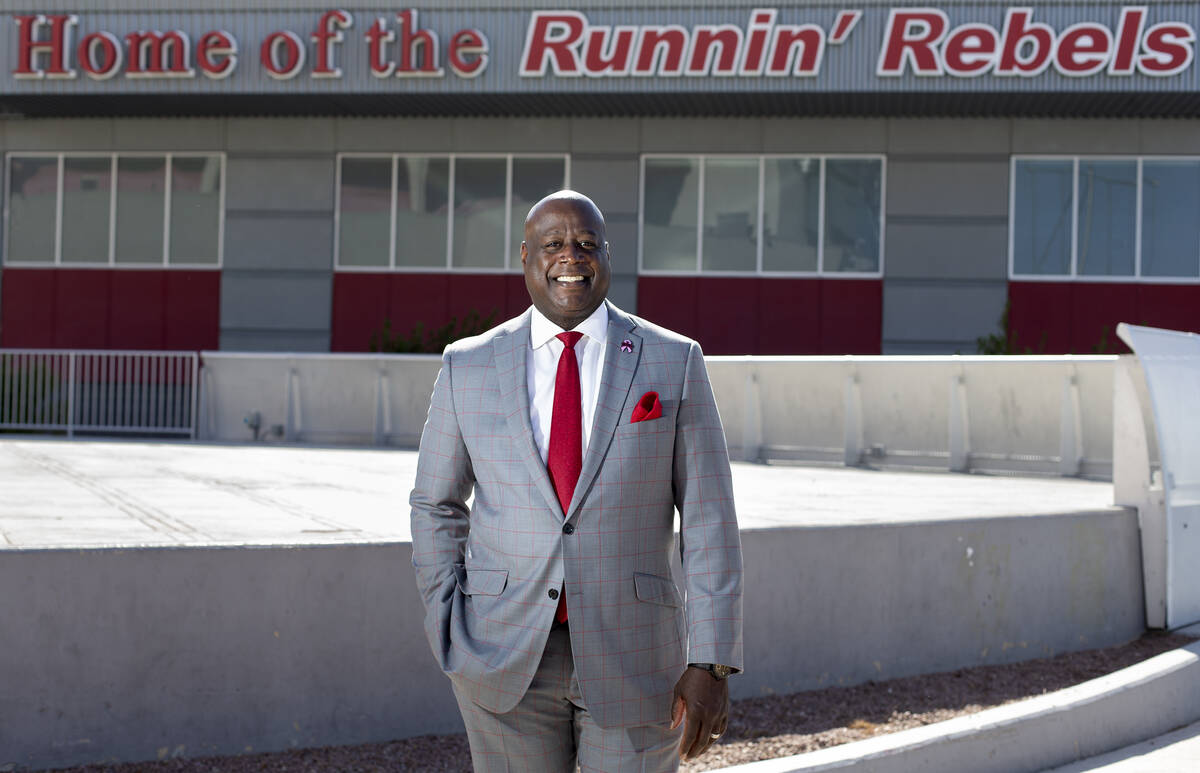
top-left (0, 350), bottom-right (199, 438)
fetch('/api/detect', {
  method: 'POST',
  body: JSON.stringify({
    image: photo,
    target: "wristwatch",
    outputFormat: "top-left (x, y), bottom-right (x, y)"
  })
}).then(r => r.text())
top-left (689, 662), bottom-right (734, 680)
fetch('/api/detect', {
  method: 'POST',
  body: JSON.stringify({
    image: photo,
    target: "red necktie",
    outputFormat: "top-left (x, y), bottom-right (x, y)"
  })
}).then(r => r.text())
top-left (548, 331), bottom-right (583, 624)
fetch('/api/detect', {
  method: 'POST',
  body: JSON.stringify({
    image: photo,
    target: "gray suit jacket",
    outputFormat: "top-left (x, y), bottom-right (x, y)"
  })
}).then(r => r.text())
top-left (410, 300), bottom-right (743, 729)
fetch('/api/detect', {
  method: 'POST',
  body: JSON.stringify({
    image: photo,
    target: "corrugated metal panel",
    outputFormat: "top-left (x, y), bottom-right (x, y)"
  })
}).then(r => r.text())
top-left (0, 3), bottom-right (1197, 114)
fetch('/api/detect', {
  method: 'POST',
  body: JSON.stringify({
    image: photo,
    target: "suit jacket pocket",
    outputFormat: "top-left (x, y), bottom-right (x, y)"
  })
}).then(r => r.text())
top-left (457, 568), bottom-right (509, 596)
top-left (634, 572), bottom-right (682, 608)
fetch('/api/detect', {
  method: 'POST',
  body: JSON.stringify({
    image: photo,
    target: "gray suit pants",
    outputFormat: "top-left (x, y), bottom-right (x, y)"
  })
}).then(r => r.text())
top-left (452, 626), bottom-right (682, 773)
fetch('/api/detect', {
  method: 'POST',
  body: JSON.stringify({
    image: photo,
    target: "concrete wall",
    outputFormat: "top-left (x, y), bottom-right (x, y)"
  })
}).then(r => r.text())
top-left (0, 508), bottom-right (1145, 770)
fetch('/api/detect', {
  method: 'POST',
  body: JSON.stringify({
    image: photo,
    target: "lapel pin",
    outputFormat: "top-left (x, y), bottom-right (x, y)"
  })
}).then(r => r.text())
top-left (620, 339), bottom-right (634, 353)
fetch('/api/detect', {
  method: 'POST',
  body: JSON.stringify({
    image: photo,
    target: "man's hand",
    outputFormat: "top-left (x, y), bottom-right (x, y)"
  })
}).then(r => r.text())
top-left (669, 666), bottom-right (730, 761)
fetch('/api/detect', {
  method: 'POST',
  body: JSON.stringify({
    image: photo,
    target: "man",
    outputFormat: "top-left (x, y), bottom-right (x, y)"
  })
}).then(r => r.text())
top-left (410, 190), bottom-right (743, 772)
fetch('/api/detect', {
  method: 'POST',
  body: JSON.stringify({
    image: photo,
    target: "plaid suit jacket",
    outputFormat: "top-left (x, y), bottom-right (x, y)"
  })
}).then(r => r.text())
top-left (410, 300), bottom-right (743, 729)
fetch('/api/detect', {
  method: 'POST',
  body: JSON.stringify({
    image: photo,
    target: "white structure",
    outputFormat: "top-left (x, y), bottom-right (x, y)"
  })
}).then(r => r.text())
top-left (1115, 324), bottom-right (1200, 630)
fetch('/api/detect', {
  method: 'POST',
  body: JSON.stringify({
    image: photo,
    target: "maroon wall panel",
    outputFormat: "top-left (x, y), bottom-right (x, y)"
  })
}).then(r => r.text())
top-left (164, 272), bottom-right (222, 351)
top-left (1009, 281), bottom-right (1200, 354)
top-left (639, 277), bottom-right (882, 355)
top-left (332, 273), bottom-right (521, 352)
top-left (0, 268), bottom-right (56, 347)
top-left (0, 268), bottom-right (219, 350)
top-left (819, 280), bottom-right (884, 355)
top-left (109, 272), bottom-right (166, 350)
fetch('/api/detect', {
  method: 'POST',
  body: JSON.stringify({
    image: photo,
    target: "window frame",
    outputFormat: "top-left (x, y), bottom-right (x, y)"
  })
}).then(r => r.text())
top-left (3, 151), bottom-right (226, 269)
top-left (334, 152), bottom-right (571, 273)
top-left (637, 153), bottom-right (886, 278)
top-left (1009, 154), bottom-right (1200, 284)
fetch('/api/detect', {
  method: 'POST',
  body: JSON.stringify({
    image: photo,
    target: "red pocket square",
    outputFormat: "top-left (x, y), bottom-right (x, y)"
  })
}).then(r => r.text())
top-left (630, 391), bottom-right (663, 423)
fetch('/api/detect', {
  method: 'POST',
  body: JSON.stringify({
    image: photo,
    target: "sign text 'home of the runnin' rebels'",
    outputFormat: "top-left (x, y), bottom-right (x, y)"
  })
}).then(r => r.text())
top-left (10, 7), bottom-right (1196, 82)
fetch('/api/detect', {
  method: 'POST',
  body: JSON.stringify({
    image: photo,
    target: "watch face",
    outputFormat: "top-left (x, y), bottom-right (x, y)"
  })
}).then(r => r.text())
top-left (712, 664), bottom-right (733, 679)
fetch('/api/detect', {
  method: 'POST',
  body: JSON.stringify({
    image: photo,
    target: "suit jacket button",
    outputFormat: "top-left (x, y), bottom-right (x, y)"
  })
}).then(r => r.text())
top-left (548, 588), bottom-right (559, 600)
top-left (563, 523), bottom-right (575, 535)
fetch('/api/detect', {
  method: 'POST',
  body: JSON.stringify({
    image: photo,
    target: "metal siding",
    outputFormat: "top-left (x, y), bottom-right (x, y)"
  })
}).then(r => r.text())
top-left (0, 2), bottom-right (1195, 109)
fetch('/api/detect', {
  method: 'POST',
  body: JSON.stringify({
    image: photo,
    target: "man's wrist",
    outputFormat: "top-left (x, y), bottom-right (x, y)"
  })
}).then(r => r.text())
top-left (688, 662), bottom-right (735, 680)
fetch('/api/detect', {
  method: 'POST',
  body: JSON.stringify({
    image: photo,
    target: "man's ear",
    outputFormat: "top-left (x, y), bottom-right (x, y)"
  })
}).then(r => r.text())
top-left (520, 241), bottom-right (528, 265)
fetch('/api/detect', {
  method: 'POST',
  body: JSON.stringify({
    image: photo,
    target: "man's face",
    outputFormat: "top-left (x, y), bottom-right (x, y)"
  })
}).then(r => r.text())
top-left (521, 198), bottom-right (611, 331)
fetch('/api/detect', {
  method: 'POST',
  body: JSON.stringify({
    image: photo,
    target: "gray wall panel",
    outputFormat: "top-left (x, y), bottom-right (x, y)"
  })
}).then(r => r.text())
top-left (452, 118), bottom-right (570, 153)
top-left (225, 157), bottom-right (336, 211)
top-left (640, 118), bottom-right (764, 153)
top-left (603, 219), bottom-right (639, 277)
top-left (883, 280), bottom-right (1007, 354)
top-left (112, 119), bottom-right (225, 151)
top-left (223, 216), bottom-right (334, 271)
top-left (3, 118), bottom-right (115, 150)
top-left (886, 222), bottom-right (1009, 280)
top-left (570, 119), bottom-right (642, 155)
top-left (763, 118), bottom-right (888, 153)
top-left (219, 330), bottom-right (331, 352)
top-left (887, 118), bottom-right (1012, 155)
top-left (335, 117), bottom-right (454, 151)
top-left (227, 118), bottom-right (336, 153)
top-left (1013, 120), bottom-right (1142, 154)
top-left (887, 161), bottom-right (1009, 218)
top-left (607, 274), bottom-right (638, 315)
top-left (1139, 120), bottom-right (1200, 154)
top-left (220, 273), bottom-right (331, 332)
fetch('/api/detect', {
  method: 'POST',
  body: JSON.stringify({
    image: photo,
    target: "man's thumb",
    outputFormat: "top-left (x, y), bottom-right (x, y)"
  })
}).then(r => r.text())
top-left (670, 696), bottom-right (685, 730)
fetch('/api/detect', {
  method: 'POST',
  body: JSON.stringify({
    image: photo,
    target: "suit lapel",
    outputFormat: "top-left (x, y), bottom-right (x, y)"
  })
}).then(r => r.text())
top-left (493, 310), bottom-right (565, 519)
top-left (568, 301), bottom-right (641, 518)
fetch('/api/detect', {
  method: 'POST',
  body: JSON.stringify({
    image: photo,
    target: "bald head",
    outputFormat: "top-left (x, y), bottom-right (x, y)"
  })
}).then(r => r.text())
top-left (524, 190), bottom-right (606, 241)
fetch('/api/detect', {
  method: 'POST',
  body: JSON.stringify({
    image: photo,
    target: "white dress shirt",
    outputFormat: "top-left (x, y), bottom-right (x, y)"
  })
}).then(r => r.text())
top-left (527, 303), bottom-right (609, 465)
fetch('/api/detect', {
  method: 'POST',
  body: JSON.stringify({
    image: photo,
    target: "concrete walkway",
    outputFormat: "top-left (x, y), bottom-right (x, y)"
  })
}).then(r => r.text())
top-left (1042, 721), bottom-right (1200, 772)
top-left (0, 437), bottom-right (1118, 548)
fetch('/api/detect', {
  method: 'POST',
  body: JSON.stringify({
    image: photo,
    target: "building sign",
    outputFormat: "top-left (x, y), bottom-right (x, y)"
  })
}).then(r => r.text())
top-left (5, 4), bottom-right (1199, 92)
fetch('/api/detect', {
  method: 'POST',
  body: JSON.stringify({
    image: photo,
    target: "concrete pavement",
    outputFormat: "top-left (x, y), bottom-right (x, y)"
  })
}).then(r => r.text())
top-left (0, 437), bottom-right (1118, 548)
top-left (1042, 722), bottom-right (1200, 772)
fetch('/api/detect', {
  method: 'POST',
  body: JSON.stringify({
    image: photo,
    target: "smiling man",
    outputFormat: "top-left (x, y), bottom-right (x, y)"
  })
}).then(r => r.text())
top-left (410, 190), bottom-right (744, 772)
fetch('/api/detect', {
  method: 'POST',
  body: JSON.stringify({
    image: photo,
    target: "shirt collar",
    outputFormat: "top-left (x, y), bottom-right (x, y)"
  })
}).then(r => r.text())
top-left (530, 302), bottom-right (609, 350)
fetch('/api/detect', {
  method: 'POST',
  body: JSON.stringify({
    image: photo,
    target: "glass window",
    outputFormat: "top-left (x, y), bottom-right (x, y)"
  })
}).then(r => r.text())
top-left (1142, 161), bottom-right (1200, 278)
top-left (824, 159), bottom-right (881, 273)
top-left (1077, 160), bottom-right (1135, 276)
top-left (763, 157), bottom-right (819, 272)
top-left (512, 157), bottom-right (567, 256)
top-left (7, 156), bottom-right (57, 262)
top-left (61, 157), bottom-right (112, 264)
top-left (452, 158), bottom-right (507, 269)
top-left (1013, 160), bottom-right (1073, 276)
top-left (395, 157), bottom-right (450, 268)
top-left (115, 156), bottom-right (165, 264)
top-left (170, 156), bottom-right (222, 264)
top-left (338, 157), bottom-right (392, 268)
top-left (643, 158), bottom-right (700, 271)
top-left (702, 158), bottom-right (758, 272)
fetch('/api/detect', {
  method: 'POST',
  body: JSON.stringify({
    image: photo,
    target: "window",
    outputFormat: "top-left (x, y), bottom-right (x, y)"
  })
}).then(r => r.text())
top-left (640, 155), bottom-right (884, 275)
top-left (4, 153), bottom-right (224, 267)
top-left (1011, 157), bottom-right (1200, 281)
top-left (336, 154), bottom-right (569, 271)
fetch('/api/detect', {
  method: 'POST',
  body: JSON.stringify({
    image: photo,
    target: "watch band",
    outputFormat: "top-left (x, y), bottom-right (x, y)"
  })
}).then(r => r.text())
top-left (689, 662), bottom-right (734, 680)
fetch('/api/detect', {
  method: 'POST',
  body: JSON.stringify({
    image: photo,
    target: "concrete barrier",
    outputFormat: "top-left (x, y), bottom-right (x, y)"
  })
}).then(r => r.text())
top-left (196, 353), bottom-right (1119, 478)
top-left (0, 507), bottom-right (1145, 770)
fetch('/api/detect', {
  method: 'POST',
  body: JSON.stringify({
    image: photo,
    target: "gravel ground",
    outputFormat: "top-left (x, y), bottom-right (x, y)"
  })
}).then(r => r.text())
top-left (49, 632), bottom-right (1196, 773)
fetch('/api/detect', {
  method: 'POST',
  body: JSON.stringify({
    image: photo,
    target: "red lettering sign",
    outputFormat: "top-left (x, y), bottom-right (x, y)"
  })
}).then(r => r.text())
top-left (197, 31), bottom-right (237, 79)
top-left (311, 9), bottom-right (352, 78)
top-left (260, 30), bottom-right (305, 79)
top-left (448, 28), bottom-right (488, 78)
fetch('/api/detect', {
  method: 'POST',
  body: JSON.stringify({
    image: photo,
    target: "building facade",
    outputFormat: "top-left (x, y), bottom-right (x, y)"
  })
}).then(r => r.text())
top-left (1, 0), bottom-right (1198, 355)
